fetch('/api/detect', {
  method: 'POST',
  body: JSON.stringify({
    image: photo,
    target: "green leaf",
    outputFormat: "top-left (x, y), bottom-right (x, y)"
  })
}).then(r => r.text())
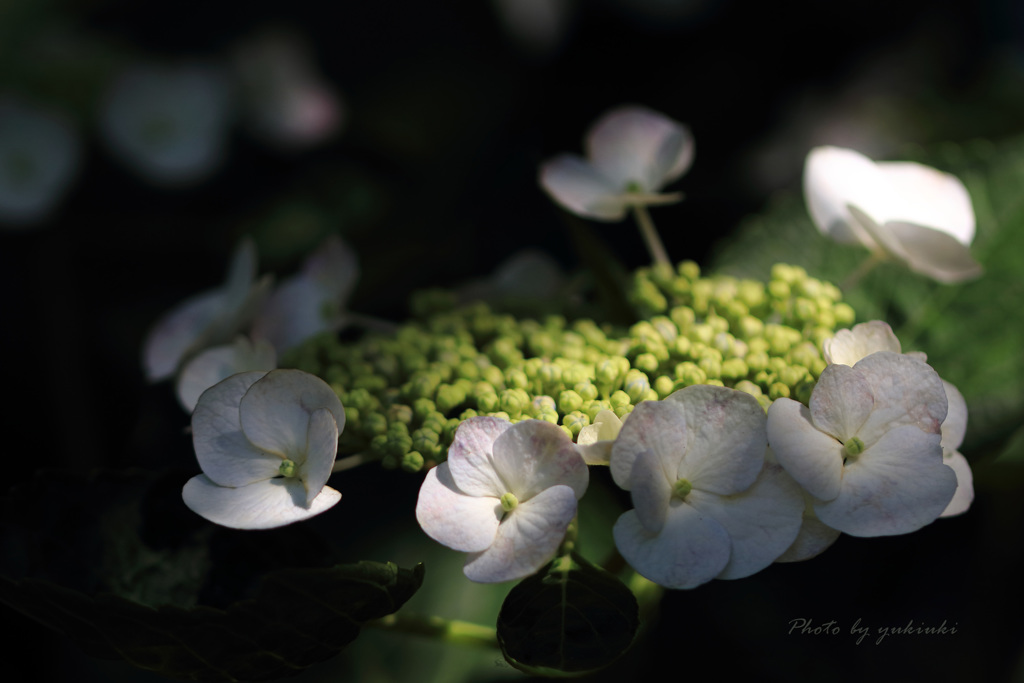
top-left (496, 552), bottom-right (639, 678)
top-left (0, 561), bottom-right (424, 682)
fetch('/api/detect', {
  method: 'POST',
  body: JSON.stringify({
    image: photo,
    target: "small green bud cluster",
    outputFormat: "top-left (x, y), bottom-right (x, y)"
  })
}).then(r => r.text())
top-left (284, 262), bottom-right (854, 470)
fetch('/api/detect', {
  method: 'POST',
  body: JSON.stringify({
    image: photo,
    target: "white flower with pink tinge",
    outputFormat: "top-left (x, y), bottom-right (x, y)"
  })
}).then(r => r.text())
top-left (182, 369), bottom-right (345, 529)
top-left (539, 105), bottom-right (693, 221)
top-left (416, 416), bottom-right (588, 583)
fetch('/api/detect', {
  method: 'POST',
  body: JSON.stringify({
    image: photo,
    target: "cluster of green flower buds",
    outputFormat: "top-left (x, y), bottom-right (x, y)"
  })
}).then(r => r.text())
top-left (284, 261), bottom-right (856, 472)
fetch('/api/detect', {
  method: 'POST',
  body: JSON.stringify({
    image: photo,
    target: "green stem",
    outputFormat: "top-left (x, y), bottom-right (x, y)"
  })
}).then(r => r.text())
top-left (627, 571), bottom-right (665, 623)
top-left (331, 452), bottom-right (375, 473)
top-left (841, 251), bottom-right (885, 292)
top-left (631, 204), bottom-right (671, 268)
top-left (365, 613), bottom-right (499, 649)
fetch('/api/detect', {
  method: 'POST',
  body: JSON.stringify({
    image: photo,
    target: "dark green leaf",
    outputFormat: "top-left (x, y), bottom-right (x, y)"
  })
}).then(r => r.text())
top-left (497, 552), bottom-right (639, 678)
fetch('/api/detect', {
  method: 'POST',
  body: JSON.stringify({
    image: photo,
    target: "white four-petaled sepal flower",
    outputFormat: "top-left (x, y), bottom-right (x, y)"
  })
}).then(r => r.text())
top-left (539, 105), bottom-right (693, 221)
top-left (415, 416), bottom-right (588, 583)
top-left (142, 238), bottom-right (272, 382)
top-left (803, 146), bottom-right (982, 283)
top-left (182, 368), bottom-right (345, 529)
top-left (252, 235), bottom-right (359, 352)
top-left (939, 380), bottom-right (973, 517)
top-left (175, 336), bottom-right (277, 413)
top-left (766, 351), bottom-right (956, 537)
top-left (610, 387), bottom-right (803, 589)
top-left (575, 409), bottom-right (623, 465)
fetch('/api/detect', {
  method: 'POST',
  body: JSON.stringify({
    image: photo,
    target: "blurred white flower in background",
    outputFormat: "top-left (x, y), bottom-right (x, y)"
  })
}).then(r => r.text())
top-left (0, 97), bottom-right (80, 227)
top-left (251, 235), bottom-right (359, 353)
top-left (183, 369), bottom-right (345, 529)
top-left (142, 238), bottom-right (273, 382)
top-left (100, 62), bottom-right (232, 185)
top-left (175, 336), bottom-right (277, 413)
top-left (231, 28), bottom-right (343, 150)
top-left (491, 0), bottom-right (576, 58)
top-left (539, 105), bottom-right (693, 221)
top-left (803, 146), bottom-right (982, 283)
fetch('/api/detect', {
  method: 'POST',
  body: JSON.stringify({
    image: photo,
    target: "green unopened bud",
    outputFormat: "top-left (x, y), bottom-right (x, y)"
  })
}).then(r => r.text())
top-left (634, 352), bottom-right (660, 373)
top-left (733, 380), bottom-right (762, 398)
top-left (844, 436), bottom-right (866, 459)
top-left (674, 362), bottom-right (707, 386)
top-left (678, 260), bottom-right (701, 281)
top-left (721, 358), bottom-right (749, 380)
top-left (654, 374), bottom-right (676, 398)
top-left (834, 302), bottom-right (856, 327)
top-left (768, 382), bottom-right (790, 400)
top-left (673, 478), bottom-right (693, 499)
top-left (558, 389), bottom-right (584, 414)
top-left (609, 390), bottom-right (631, 409)
top-left (279, 459), bottom-right (298, 478)
top-left (624, 369), bottom-right (651, 403)
top-left (402, 451), bottom-right (425, 473)
top-left (562, 411), bottom-right (590, 436)
top-left (574, 381), bottom-right (599, 402)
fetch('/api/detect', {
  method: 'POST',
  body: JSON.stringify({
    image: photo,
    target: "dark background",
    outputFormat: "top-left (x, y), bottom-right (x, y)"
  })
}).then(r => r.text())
top-left (2, 0), bottom-right (1023, 681)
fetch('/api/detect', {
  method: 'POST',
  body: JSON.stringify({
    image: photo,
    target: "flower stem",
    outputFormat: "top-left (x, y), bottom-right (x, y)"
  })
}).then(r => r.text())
top-left (331, 452), bottom-right (375, 473)
top-left (841, 251), bottom-right (885, 291)
top-left (631, 204), bottom-right (672, 268)
top-left (365, 613), bottom-right (499, 649)
top-left (627, 571), bottom-right (664, 623)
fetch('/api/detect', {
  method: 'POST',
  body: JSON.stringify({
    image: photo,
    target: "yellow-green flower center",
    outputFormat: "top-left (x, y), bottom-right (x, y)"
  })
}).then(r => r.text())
top-left (673, 478), bottom-right (693, 500)
top-left (843, 436), bottom-right (866, 461)
top-left (279, 459), bottom-right (298, 478)
top-left (500, 492), bottom-right (519, 512)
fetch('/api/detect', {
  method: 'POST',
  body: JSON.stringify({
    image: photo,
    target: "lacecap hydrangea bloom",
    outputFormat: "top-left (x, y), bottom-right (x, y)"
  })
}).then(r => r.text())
top-left (416, 416), bottom-right (588, 583)
top-left (803, 146), bottom-right (981, 283)
top-left (766, 351), bottom-right (956, 536)
top-left (610, 386), bottom-right (804, 589)
top-left (539, 104), bottom-right (693, 221)
top-left (182, 369), bottom-right (345, 529)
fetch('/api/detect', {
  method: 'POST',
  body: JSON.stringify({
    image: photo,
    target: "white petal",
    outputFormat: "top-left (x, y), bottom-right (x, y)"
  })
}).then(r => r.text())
top-left (492, 420), bottom-right (588, 501)
top-left (766, 398), bottom-right (844, 502)
top-left (176, 337), bottom-right (277, 413)
top-left (585, 105), bottom-right (694, 191)
top-left (447, 416), bottom-right (514, 497)
top-left (809, 363), bottom-right (875, 442)
top-left (300, 408), bottom-right (340, 505)
top-left (538, 154), bottom-right (628, 221)
top-left (814, 425), bottom-right (955, 536)
top-left (182, 474), bottom-right (340, 529)
top-left (847, 204), bottom-right (909, 260)
top-left (238, 369), bottom-right (346, 460)
top-left (887, 221), bottom-right (983, 283)
top-left (853, 352), bottom-right (947, 444)
top-left (665, 385), bottom-right (767, 495)
top-left (613, 502), bottom-right (731, 590)
top-left (415, 463), bottom-right (502, 553)
top-left (609, 400), bottom-right (686, 491)
top-left (774, 500), bottom-right (842, 563)
top-left (688, 460), bottom-right (804, 579)
top-left (874, 160), bottom-right (975, 245)
top-left (940, 451), bottom-right (974, 517)
top-left (941, 380), bottom-right (968, 452)
top-left (191, 370), bottom-right (279, 486)
top-left (823, 321), bottom-right (902, 366)
top-left (628, 447), bottom-right (673, 535)
top-left (463, 484), bottom-right (578, 583)
top-left (142, 289), bottom-right (225, 382)
top-left (576, 409), bottom-right (622, 466)
top-left (803, 146), bottom-right (889, 247)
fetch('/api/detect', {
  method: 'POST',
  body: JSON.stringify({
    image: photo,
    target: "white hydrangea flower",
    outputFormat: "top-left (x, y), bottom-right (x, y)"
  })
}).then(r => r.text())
top-left (766, 351), bottom-right (957, 536)
top-left (610, 387), bottom-right (803, 589)
top-left (182, 369), bottom-right (345, 529)
top-left (939, 380), bottom-right (973, 517)
top-left (415, 416), bottom-right (588, 583)
top-left (0, 98), bottom-right (80, 227)
top-left (539, 104), bottom-right (693, 221)
top-left (822, 320), bottom-right (973, 517)
top-left (231, 29), bottom-right (343, 149)
top-left (575, 409), bottom-right (622, 465)
top-left (771, 443), bottom-right (841, 564)
top-left (142, 238), bottom-right (272, 382)
top-left (251, 235), bottom-right (359, 352)
top-left (100, 63), bottom-right (231, 185)
top-left (823, 320), bottom-right (926, 366)
top-left (803, 146), bottom-right (981, 283)
top-left (175, 336), bottom-right (277, 413)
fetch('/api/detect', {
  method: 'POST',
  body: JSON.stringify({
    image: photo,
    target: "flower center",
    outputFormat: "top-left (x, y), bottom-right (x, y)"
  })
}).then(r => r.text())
top-left (279, 458), bottom-right (299, 478)
top-left (672, 478), bottom-right (693, 500)
top-left (500, 492), bottom-right (519, 512)
top-left (843, 436), bottom-right (866, 462)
